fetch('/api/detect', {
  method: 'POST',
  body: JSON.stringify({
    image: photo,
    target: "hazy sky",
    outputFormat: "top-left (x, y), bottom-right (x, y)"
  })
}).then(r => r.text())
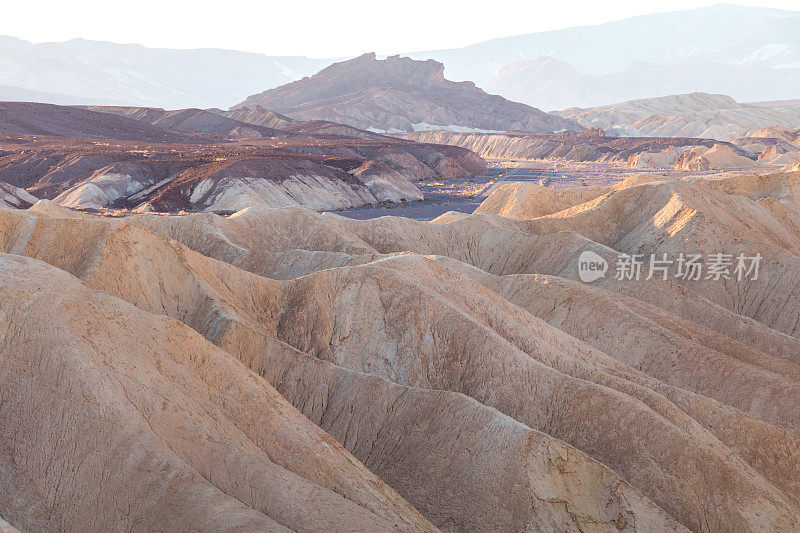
top-left (2, 0), bottom-right (798, 57)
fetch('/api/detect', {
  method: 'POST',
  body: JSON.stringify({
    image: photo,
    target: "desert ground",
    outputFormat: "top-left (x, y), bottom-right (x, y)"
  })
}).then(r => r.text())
top-left (2, 92), bottom-right (800, 533)
top-left (3, 5), bottom-right (800, 531)
top-left (332, 159), bottom-right (779, 220)
top-left (3, 166), bottom-right (800, 531)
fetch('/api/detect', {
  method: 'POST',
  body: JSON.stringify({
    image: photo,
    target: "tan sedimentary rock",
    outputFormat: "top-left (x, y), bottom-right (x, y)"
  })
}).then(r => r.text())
top-left (2, 170), bottom-right (800, 531)
top-left (674, 143), bottom-right (756, 170)
top-left (0, 208), bottom-right (683, 531)
top-left (404, 128), bottom-right (744, 168)
top-left (0, 252), bottom-right (435, 532)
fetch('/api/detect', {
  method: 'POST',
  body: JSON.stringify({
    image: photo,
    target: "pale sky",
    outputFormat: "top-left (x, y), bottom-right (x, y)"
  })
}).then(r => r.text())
top-left (2, 0), bottom-right (798, 57)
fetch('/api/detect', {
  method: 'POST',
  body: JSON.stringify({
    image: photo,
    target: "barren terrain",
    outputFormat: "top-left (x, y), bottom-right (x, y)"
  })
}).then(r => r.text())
top-left (2, 22), bottom-right (800, 529)
top-left (2, 167), bottom-right (800, 531)
top-left (236, 53), bottom-right (579, 133)
top-left (0, 102), bottom-right (486, 213)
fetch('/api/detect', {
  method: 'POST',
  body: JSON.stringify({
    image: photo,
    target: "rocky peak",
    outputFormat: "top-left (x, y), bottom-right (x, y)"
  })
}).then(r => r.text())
top-left (234, 53), bottom-right (580, 133)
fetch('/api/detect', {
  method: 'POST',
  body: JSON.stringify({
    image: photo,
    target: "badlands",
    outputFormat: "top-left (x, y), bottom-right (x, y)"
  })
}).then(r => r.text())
top-left (0, 102), bottom-right (485, 213)
top-left (2, 9), bottom-right (800, 529)
top-left (2, 169), bottom-right (800, 531)
top-left (408, 125), bottom-right (800, 173)
top-left (3, 87), bottom-right (800, 533)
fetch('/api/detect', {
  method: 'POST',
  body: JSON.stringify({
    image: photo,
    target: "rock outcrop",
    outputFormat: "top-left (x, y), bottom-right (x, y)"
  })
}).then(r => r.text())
top-left (135, 156), bottom-right (421, 212)
top-left (0, 181), bottom-right (37, 208)
top-left (234, 53), bottom-right (580, 133)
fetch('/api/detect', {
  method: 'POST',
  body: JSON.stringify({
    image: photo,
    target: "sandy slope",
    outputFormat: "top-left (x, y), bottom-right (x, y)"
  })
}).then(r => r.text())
top-left (2, 171), bottom-right (800, 531)
top-left (0, 252), bottom-right (435, 532)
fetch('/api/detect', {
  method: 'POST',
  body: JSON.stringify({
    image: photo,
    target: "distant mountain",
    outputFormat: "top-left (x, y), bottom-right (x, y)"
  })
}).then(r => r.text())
top-left (485, 58), bottom-right (800, 110)
top-left (484, 58), bottom-right (614, 111)
top-left (0, 83), bottom-right (118, 105)
top-left (0, 36), bottom-right (332, 108)
top-left (234, 53), bottom-right (579, 133)
top-left (554, 92), bottom-right (800, 141)
top-left (409, 4), bottom-right (800, 85)
top-left (747, 99), bottom-right (800, 107)
top-left (2, 5), bottom-right (799, 111)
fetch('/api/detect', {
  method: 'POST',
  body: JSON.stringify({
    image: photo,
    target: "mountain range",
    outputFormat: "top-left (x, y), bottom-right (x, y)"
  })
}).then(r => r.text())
top-left (0, 36), bottom-right (330, 108)
top-left (485, 58), bottom-right (800, 111)
top-left (409, 4), bottom-right (800, 84)
top-left (1, 5), bottom-right (799, 111)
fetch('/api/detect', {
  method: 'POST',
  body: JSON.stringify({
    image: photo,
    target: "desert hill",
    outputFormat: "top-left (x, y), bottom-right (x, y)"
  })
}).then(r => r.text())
top-left (746, 125), bottom-right (800, 145)
top-left (0, 102), bottom-right (486, 212)
top-left (216, 106), bottom-right (297, 129)
top-left (406, 128), bottom-right (764, 170)
top-left (84, 106), bottom-right (287, 138)
top-left (0, 101), bottom-right (193, 142)
top-left (0, 251), bottom-right (436, 532)
top-left (234, 53), bottom-right (579, 133)
top-left (554, 92), bottom-right (800, 141)
top-left (84, 104), bottom-right (396, 141)
top-left (734, 126), bottom-right (800, 167)
top-left (209, 106), bottom-right (395, 140)
top-left (2, 170), bottom-right (800, 530)
top-left (0, 137), bottom-right (427, 212)
top-left (0, 182), bottom-right (37, 209)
